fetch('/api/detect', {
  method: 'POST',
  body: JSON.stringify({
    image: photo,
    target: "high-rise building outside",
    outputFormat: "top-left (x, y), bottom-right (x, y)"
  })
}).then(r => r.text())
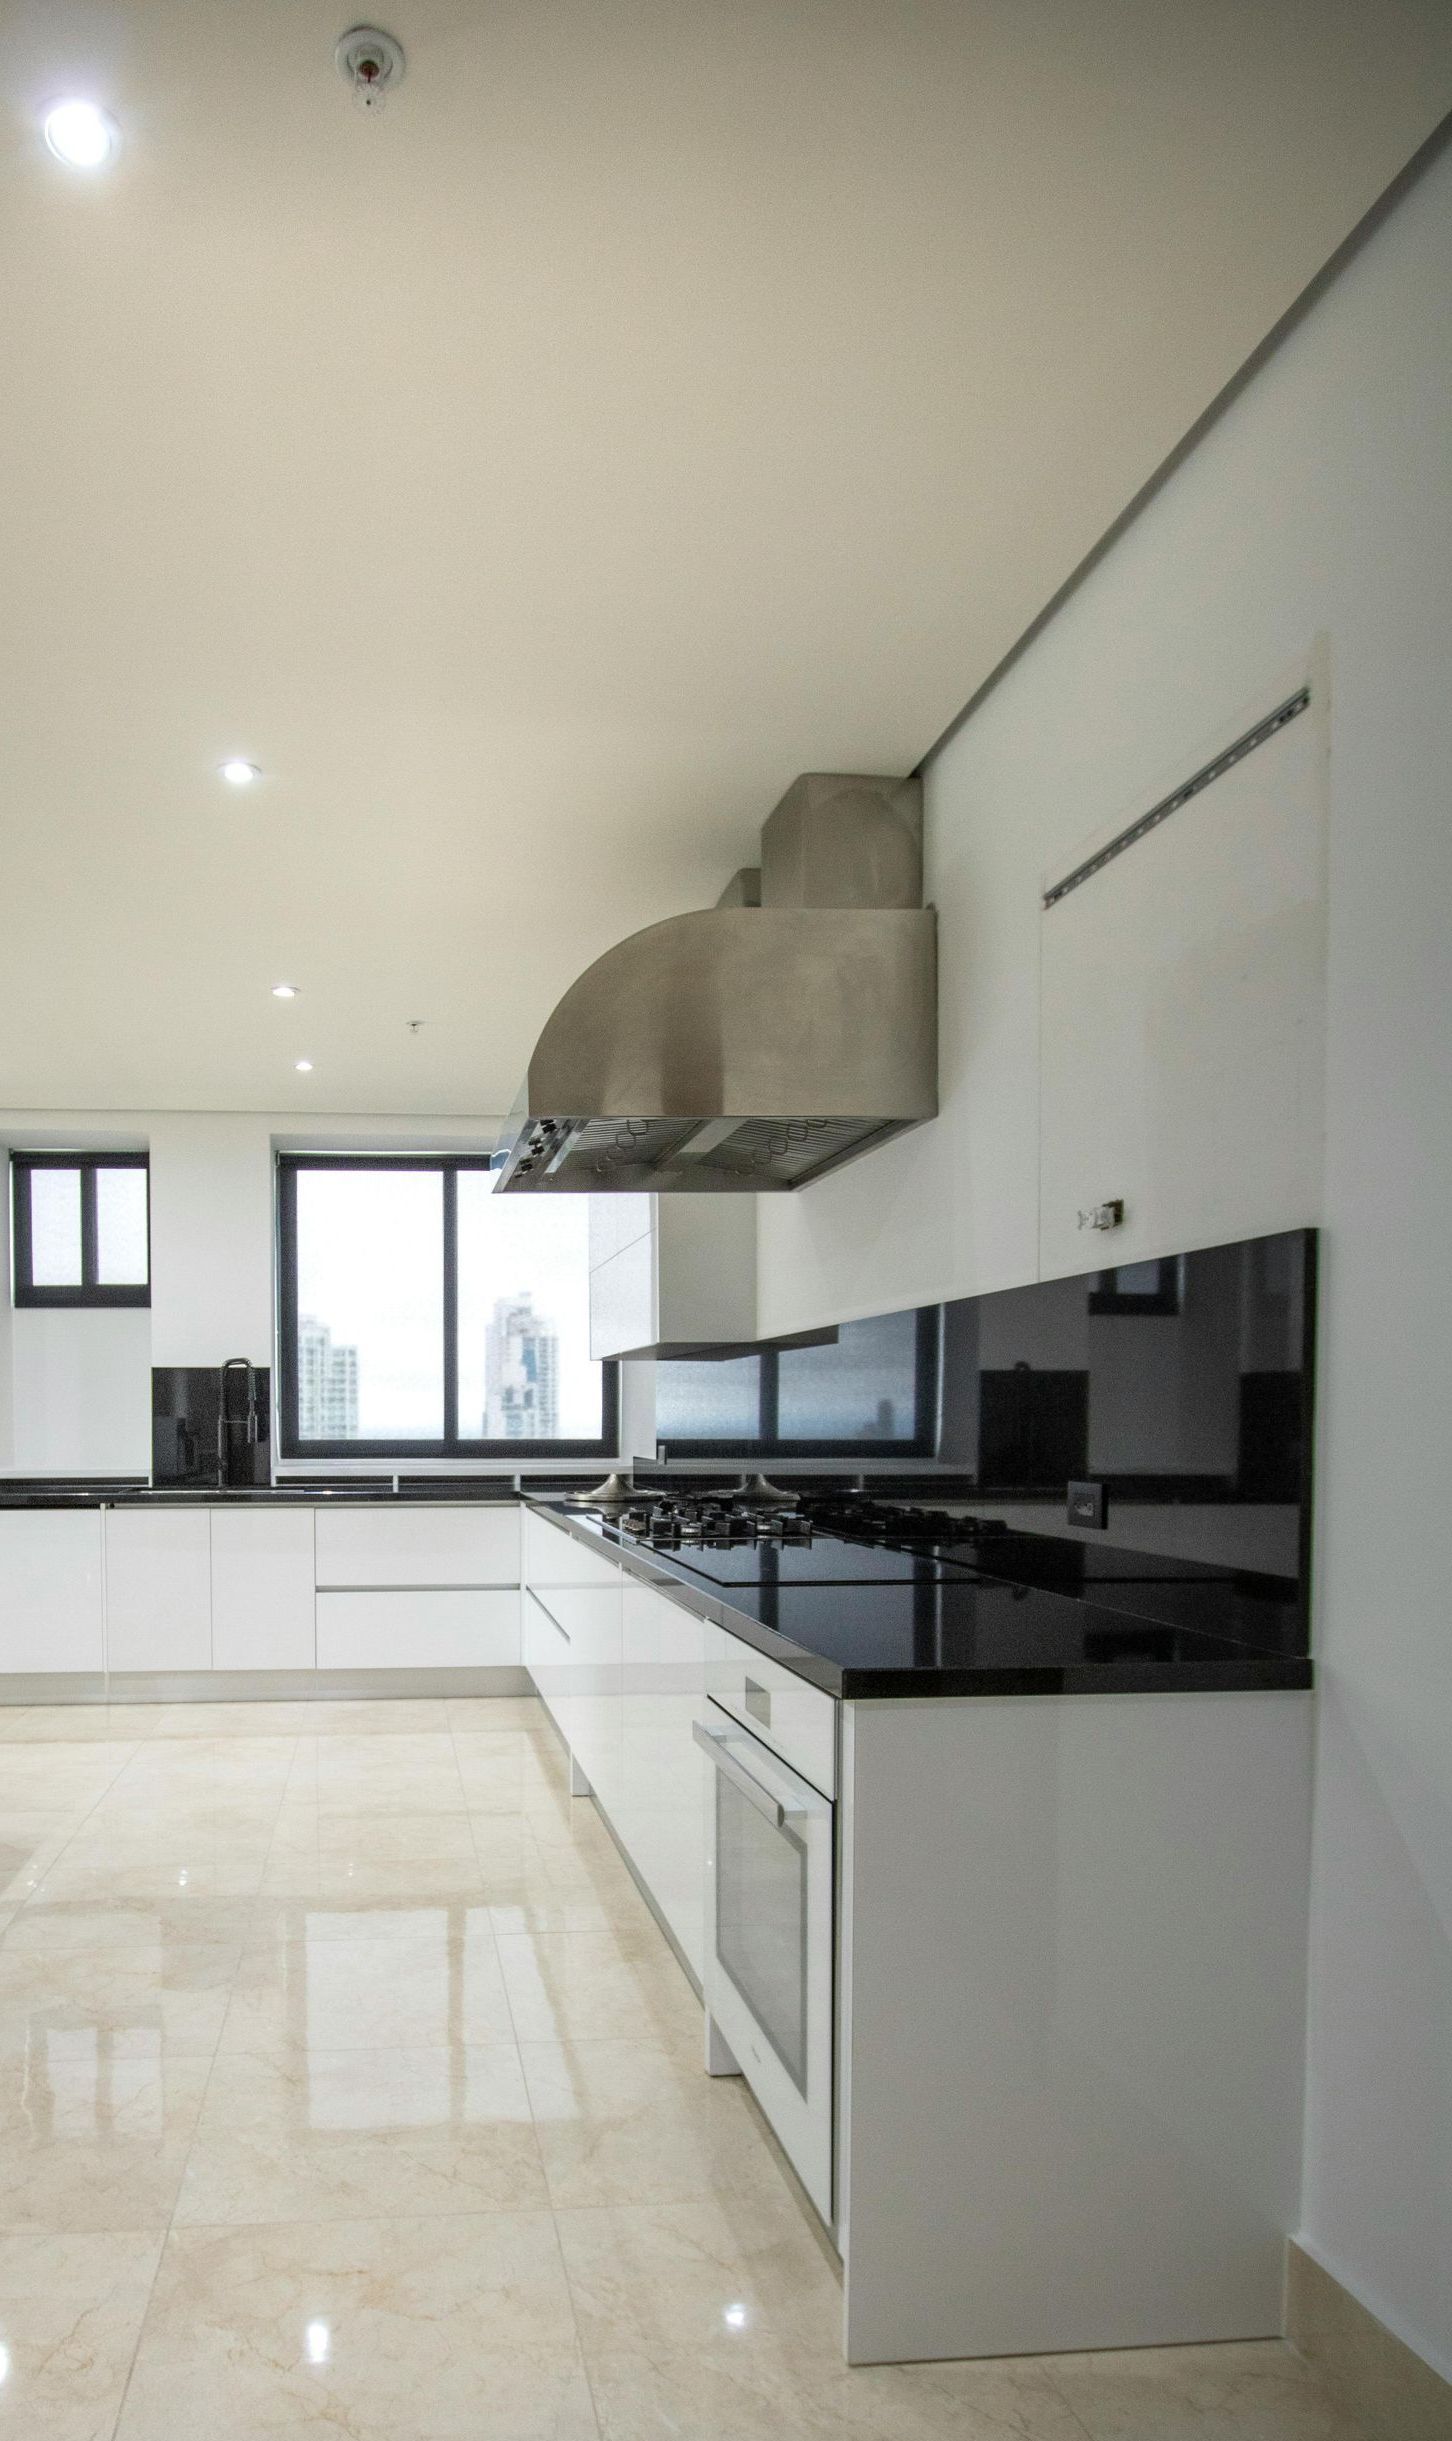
top-left (484, 1292), bottom-right (559, 1439)
top-left (298, 1313), bottom-right (360, 1439)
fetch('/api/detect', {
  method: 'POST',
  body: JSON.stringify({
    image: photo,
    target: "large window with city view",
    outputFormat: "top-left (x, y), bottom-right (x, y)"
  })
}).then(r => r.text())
top-left (276, 1155), bottom-right (617, 1458)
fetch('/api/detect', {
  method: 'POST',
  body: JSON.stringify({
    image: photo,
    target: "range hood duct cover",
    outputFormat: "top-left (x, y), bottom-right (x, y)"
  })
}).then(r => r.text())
top-left (497, 774), bottom-right (937, 1193)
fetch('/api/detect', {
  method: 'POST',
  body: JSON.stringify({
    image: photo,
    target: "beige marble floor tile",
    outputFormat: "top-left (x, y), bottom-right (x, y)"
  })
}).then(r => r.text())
top-left (220, 1919), bottom-right (514, 2052)
top-left (31, 1847), bottom-right (272, 1905)
top-left (0, 2046), bottom-right (209, 2233)
top-left (0, 1747), bottom-right (135, 1809)
top-left (0, 2228), bottom-right (164, 2440)
top-left (581, 2343), bottom-right (1088, 2439)
top-left (0, 1813), bottom-right (85, 1905)
top-left (244, 1893), bottom-right (489, 1947)
top-left (0, 1704), bottom-right (162, 1742)
top-left (446, 1694), bottom-right (551, 1731)
top-left (0, 1707), bottom-right (32, 1733)
top-left (556, 2190), bottom-right (843, 2361)
top-left (1044, 2341), bottom-right (1371, 2439)
top-left (520, 2039), bottom-right (793, 2212)
top-left (175, 2041), bottom-right (547, 2224)
top-left (115, 2210), bottom-right (599, 2439)
top-left (147, 1697), bottom-right (454, 1738)
top-left (454, 1745), bottom-right (569, 1815)
top-left (115, 1737), bottom-right (298, 1789)
top-left (0, 1896), bottom-right (257, 1960)
top-left (265, 1804), bottom-right (481, 1864)
top-left (0, 1934), bottom-right (237, 2060)
top-left (497, 1931), bottom-right (703, 2053)
top-left (256, 1850), bottom-right (487, 1900)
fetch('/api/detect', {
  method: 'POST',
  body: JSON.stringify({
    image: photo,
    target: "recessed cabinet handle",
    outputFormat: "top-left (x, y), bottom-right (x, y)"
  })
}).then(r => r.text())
top-left (527, 1588), bottom-right (570, 1642)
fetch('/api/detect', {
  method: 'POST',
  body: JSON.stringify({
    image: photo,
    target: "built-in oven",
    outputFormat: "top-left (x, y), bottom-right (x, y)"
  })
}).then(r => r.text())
top-left (693, 1700), bottom-right (835, 2224)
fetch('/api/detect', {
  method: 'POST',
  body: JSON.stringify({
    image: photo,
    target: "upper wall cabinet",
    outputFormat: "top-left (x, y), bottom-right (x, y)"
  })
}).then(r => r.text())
top-left (1038, 685), bottom-right (1326, 1279)
top-left (588, 1196), bottom-right (757, 1360)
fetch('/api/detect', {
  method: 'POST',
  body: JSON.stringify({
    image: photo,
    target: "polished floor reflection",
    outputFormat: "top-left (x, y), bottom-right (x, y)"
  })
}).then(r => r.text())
top-left (0, 1694), bottom-right (1365, 2439)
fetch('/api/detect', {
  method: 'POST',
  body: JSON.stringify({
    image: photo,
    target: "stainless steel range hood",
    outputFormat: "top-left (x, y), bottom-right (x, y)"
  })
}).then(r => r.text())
top-left (495, 773), bottom-right (937, 1193)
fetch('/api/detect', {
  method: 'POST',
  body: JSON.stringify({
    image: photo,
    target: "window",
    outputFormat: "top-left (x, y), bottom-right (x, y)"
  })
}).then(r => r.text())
top-left (277, 1155), bottom-right (617, 1459)
top-left (10, 1153), bottom-right (150, 1307)
top-left (656, 1309), bottom-right (938, 1457)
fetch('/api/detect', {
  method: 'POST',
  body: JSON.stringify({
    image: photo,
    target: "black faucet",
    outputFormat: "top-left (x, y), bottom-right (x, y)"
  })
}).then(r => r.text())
top-left (217, 1357), bottom-right (260, 1489)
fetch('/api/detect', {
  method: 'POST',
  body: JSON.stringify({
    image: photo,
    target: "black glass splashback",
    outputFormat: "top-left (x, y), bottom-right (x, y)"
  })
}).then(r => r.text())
top-left (152, 1367), bottom-right (271, 1488)
top-left (936, 1229), bottom-right (1316, 1587)
top-left (653, 1226), bottom-right (1316, 1613)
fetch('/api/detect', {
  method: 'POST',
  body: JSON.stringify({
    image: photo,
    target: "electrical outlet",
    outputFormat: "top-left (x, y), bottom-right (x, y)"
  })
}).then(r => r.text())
top-left (1067, 1479), bottom-right (1109, 1531)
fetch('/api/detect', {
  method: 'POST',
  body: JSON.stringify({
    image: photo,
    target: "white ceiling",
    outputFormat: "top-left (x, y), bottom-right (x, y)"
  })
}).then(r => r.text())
top-left (1, 1), bottom-right (1448, 1117)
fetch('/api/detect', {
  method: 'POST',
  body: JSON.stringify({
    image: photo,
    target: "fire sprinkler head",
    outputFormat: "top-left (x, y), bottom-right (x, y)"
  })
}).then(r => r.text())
top-left (335, 26), bottom-right (406, 111)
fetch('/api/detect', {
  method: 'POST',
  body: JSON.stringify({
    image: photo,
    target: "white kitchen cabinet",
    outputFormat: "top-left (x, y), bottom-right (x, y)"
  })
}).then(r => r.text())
top-left (314, 1503), bottom-right (519, 1588)
top-left (1038, 691), bottom-right (1325, 1278)
top-left (588, 1194), bottom-right (757, 1359)
top-left (105, 1508), bottom-right (211, 1672)
top-left (316, 1588), bottom-right (520, 1670)
top-left (616, 1574), bottom-right (710, 1977)
top-left (0, 1511), bottom-right (104, 1676)
top-left (210, 1508), bottom-right (316, 1670)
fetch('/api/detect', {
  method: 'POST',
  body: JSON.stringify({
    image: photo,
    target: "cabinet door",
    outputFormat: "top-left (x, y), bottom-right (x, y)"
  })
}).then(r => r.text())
top-left (210, 1509), bottom-right (316, 1670)
top-left (314, 1505), bottom-right (519, 1588)
top-left (316, 1589), bottom-right (520, 1670)
top-left (617, 1578), bottom-right (710, 1976)
top-left (105, 1509), bottom-right (211, 1672)
top-left (0, 1512), bottom-right (104, 1675)
top-left (1039, 697), bottom-right (1325, 1277)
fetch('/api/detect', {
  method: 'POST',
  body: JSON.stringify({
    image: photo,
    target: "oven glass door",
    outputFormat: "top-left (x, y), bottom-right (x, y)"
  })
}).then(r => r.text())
top-left (695, 1704), bottom-right (834, 2223)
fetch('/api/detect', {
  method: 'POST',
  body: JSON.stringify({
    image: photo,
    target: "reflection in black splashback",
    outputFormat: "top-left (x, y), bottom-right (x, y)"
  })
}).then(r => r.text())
top-left (152, 1366), bottom-right (270, 1487)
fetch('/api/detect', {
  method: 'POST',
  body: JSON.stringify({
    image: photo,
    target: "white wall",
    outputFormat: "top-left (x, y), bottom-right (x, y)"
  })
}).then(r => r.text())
top-left (9, 1309), bottom-right (152, 1474)
top-left (0, 1107), bottom-right (644, 1473)
top-left (759, 142), bottom-right (1452, 2375)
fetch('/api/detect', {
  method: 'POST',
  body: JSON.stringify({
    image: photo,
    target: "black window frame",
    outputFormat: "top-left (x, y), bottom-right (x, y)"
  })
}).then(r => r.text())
top-left (655, 1307), bottom-right (940, 1460)
top-left (11, 1151), bottom-right (151, 1309)
top-left (277, 1152), bottom-right (619, 1462)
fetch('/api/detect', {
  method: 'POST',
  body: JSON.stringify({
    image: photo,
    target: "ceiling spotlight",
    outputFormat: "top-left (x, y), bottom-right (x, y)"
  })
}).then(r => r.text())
top-left (271, 983), bottom-right (299, 999)
top-left (219, 759), bottom-right (260, 786)
top-left (294, 1059), bottom-right (313, 1073)
top-left (44, 100), bottom-right (119, 169)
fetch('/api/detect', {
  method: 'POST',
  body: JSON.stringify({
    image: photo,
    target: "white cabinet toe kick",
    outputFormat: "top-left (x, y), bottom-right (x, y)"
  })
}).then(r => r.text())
top-left (522, 1505), bottom-right (1313, 2368)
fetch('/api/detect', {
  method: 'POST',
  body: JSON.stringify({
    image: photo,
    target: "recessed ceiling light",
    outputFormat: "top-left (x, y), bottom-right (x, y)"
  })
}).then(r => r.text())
top-left (271, 983), bottom-right (299, 999)
top-left (219, 758), bottom-right (260, 786)
top-left (44, 100), bottom-right (119, 169)
top-left (294, 1059), bottom-right (313, 1073)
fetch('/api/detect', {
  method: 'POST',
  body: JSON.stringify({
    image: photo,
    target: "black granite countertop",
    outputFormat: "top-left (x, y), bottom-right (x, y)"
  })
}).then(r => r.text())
top-left (530, 1500), bottom-right (1312, 1699)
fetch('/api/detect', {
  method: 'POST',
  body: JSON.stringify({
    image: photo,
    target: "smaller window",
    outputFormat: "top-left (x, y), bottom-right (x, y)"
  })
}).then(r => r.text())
top-left (10, 1153), bottom-right (150, 1308)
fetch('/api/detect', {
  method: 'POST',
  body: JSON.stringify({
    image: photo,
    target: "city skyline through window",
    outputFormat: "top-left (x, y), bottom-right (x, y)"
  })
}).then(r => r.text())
top-left (278, 1156), bottom-right (615, 1457)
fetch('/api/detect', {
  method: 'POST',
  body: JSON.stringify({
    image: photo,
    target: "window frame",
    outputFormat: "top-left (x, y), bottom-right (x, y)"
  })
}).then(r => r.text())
top-left (10, 1151), bottom-right (151, 1309)
top-left (276, 1152), bottom-right (620, 1462)
top-left (655, 1307), bottom-right (940, 1460)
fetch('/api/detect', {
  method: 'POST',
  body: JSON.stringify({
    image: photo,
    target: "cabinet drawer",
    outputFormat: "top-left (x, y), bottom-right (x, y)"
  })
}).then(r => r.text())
top-left (315, 1505), bottom-right (519, 1588)
top-left (706, 1628), bottom-right (837, 1798)
top-left (316, 1588), bottom-right (521, 1670)
top-left (522, 1508), bottom-right (620, 1589)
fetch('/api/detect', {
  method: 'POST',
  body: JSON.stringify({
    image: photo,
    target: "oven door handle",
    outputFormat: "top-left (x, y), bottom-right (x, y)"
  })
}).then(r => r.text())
top-left (692, 1718), bottom-right (798, 1827)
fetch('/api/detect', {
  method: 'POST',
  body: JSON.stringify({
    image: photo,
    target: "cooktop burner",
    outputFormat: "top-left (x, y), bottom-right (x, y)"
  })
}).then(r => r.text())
top-left (601, 1489), bottom-right (1012, 1554)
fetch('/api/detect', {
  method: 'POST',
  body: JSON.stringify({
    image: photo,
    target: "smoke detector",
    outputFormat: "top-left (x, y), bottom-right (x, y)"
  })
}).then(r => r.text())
top-left (335, 26), bottom-right (406, 111)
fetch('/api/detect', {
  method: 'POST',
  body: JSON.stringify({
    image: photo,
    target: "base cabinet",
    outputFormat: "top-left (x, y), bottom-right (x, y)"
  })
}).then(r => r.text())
top-left (105, 1509), bottom-right (212, 1672)
top-left (0, 1512), bottom-right (104, 1675)
top-left (210, 1509), bottom-right (316, 1671)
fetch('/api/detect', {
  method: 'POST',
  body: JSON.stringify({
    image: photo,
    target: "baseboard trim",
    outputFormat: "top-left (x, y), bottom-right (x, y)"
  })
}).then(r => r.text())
top-left (0, 1666), bottom-right (532, 1706)
top-left (1286, 2242), bottom-right (1452, 2441)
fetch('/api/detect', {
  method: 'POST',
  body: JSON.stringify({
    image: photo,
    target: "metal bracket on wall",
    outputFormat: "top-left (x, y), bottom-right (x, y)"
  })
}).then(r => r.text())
top-left (1042, 685), bottom-right (1311, 911)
